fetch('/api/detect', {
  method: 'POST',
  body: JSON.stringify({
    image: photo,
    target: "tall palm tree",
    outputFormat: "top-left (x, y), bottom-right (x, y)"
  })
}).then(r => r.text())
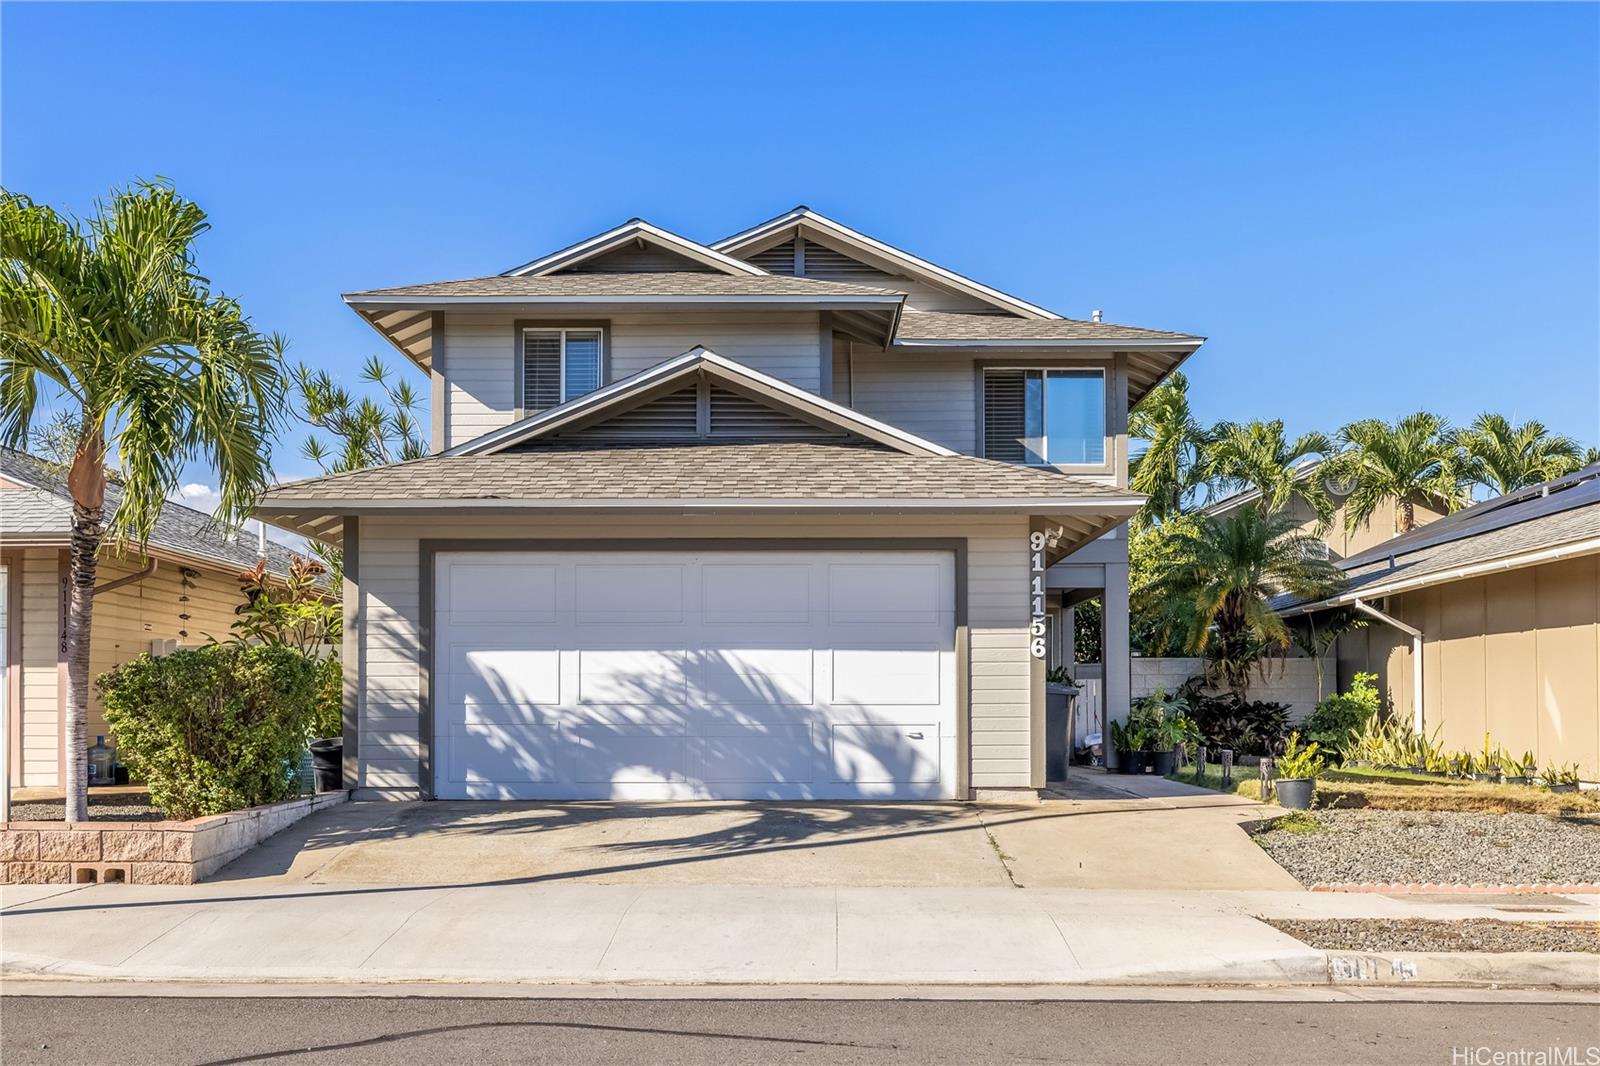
top-left (1128, 371), bottom-right (1212, 525)
top-left (1328, 412), bottom-right (1467, 535)
top-left (1138, 508), bottom-right (1345, 696)
top-left (1457, 413), bottom-right (1584, 497)
top-left (1205, 419), bottom-right (1336, 526)
top-left (0, 181), bottom-right (287, 821)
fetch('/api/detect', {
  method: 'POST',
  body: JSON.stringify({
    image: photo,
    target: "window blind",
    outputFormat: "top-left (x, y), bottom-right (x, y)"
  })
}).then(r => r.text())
top-left (983, 369), bottom-right (1028, 462)
top-left (523, 331), bottom-right (562, 411)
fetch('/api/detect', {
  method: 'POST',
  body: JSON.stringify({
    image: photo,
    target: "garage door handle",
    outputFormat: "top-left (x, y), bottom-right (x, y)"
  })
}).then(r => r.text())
top-left (907, 732), bottom-right (924, 740)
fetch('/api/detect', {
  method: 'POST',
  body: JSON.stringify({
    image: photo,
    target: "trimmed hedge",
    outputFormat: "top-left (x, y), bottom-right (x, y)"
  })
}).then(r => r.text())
top-left (99, 644), bottom-right (323, 820)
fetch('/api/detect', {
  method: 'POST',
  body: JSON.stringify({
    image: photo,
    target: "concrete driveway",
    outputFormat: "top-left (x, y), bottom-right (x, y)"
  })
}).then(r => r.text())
top-left (218, 775), bottom-right (1301, 891)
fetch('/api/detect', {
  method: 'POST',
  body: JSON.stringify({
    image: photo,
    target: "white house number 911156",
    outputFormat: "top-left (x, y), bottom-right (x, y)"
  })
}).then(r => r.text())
top-left (1029, 530), bottom-right (1048, 659)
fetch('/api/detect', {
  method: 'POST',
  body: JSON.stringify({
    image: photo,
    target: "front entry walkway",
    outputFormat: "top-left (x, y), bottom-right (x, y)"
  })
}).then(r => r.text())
top-left (206, 774), bottom-right (1297, 892)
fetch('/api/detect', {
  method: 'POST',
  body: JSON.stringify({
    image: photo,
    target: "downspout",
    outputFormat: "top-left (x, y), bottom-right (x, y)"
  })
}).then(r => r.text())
top-left (1353, 597), bottom-right (1424, 735)
top-left (93, 558), bottom-right (157, 597)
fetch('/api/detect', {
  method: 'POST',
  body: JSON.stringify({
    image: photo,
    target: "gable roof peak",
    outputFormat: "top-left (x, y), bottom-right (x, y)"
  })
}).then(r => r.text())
top-left (503, 217), bottom-right (768, 278)
top-left (712, 206), bottom-right (1062, 321)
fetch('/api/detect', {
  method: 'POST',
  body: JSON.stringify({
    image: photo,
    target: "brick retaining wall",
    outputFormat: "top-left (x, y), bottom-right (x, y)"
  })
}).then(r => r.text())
top-left (0, 791), bottom-right (348, 885)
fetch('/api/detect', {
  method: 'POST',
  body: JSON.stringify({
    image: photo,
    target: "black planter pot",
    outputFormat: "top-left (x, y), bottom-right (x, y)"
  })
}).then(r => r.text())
top-left (309, 738), bottom-right (344, 793)
top-left (1115, 750), bottom-right (1145, 775)
top-left (1147, 750), bottom-right (1177, 776)
top-left (1277, 777), bottom-right (1316, 809)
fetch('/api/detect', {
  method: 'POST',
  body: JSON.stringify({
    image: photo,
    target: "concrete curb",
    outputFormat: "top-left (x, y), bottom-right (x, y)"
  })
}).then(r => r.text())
top-left (1327, 951), bottom-right (1600, 989)
top-left (5, 950), bottom-right (1596, 991)
top-left (1310, 882), bottom-right (1600, 895)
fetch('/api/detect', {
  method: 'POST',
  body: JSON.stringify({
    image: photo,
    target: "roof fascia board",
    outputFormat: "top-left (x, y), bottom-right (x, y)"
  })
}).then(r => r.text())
top-left (257, 496), bottom-right (1145, 515)
top-left (503, 220), bottom-right (768, 278)
top-left (446, 347), bottom-right (959, 459)
top-left (344, 293), bottom-right (904, 309)
top-left (713, 207), bottom-right (1062, 321)
top-left (1282, 533), bottom-right (1600, 615)
top-left (887, 338), bottom-right (1201, 351)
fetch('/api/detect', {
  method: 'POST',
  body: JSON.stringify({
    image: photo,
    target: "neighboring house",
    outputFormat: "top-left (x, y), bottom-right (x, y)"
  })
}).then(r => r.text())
top-left (259, 207), bottom-right (1204, 801)
top-left (1204, 457), bottom-right (1449, 561)
top-left (1, 447), bottom-right (305, 792)
top-left (1277, 464), bottom-right (1600, 781)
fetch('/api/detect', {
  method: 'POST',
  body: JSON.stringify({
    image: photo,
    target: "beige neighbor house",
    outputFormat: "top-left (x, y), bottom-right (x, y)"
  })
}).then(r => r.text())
top-left (1204, 457), bottom-right (1450, 561)
top-left (259, 207), bottom-right (1204, 802)
top-left (1, 447), bottom-right (305, 794)
top-left (1276, 464), bottom-right (1600, 783)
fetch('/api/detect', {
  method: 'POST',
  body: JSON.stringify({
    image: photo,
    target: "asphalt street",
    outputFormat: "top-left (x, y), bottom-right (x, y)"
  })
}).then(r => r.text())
top-left (3, 996), bottom-right (1597, 1065)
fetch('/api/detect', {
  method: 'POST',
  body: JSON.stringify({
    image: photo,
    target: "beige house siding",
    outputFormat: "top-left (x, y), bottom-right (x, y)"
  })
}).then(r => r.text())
top-left (436, 311), bottom-right (826, 449)
top-left (1335, 555), bottom-right (1600, 779)
top-left (9, 551), bottom-right (249, 786)
top-left (1236, 491), bottom-right (1448, 560)
top-left (18, 549), bottom-right (61, 787)
top-left (354, 513), bottom-right (1032, 798)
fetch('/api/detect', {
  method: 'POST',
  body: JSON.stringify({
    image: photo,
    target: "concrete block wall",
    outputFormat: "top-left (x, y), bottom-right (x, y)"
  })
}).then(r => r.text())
top-left (1131, 656), bottom-right (1332, 722)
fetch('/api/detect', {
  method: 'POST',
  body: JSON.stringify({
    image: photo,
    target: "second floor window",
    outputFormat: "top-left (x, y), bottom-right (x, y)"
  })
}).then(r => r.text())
top-left (523, 327), bottom-right (603, 411)
top-left (983, 368), bottom-right (1106, 466)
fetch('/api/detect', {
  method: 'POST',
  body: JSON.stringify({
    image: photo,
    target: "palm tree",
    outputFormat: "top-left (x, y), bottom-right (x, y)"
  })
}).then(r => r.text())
top-left (0, 181), bottom-right (287, 821)
top-left (1138, 508), bottom-right (1345, 697)
top-left (1457, 413), bottom-right (1583, 497)
top-left (1328, 412), bottom-right (1467, 535)
top-left (1205, 420), bottom-right (1336, 526)
top-left (1128, 371), bottom-right (1212, 525)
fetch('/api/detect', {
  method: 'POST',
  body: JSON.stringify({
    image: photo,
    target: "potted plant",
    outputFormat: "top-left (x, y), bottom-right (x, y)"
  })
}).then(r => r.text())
top-left (1502, 750), bottom-right (1536, 786)
top-left (1110, 720), bottom-right (1144, 775)
top-left (1131, 690), bottom-right (1193, 776)
top-left (1274, 732), bottom-right (1325, 810)
top-left (1467, 735), bottom-right (1499, 782)
top-left (1543, 763), bottom-right (1581, 794)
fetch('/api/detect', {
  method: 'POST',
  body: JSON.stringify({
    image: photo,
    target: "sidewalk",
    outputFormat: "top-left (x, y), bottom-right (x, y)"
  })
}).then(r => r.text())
top-left (5, 880), bottom-right (1596, 988)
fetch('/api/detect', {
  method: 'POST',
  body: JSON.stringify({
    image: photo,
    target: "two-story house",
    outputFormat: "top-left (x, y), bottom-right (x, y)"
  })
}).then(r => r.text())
top-left (259, 208), bottom-right (1204, 802)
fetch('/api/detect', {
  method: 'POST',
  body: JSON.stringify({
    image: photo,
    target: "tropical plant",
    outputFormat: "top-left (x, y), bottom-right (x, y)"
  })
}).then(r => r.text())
top-left (1275, 732), bottom-right (1326, 780)
top-left (230, 555), bottom-right (342, 739)
top-left (1298, 672), bottom-right (1381, 762)
top-left (1457, 413), bottom-right (1583, 497)
top-left (1326, 412), bottom-right (1468, 534)
top-left (1137, 507), bottom-right (1345, 695)
top-left (0, 181), bottom-right (288, 821)
top-left (1177, 676), bottom-right (1291, 756)
top-left (1542, 763), bottom-right (1581, 787)
top-left (1204, 420), bottom-right (1336, 525)
top-left (98, 644), bottom-right (322, 820)
top-left (1128, 371), bottom-right (1212, 526)
top-left (1129, 689), bottom-right (1198, 753)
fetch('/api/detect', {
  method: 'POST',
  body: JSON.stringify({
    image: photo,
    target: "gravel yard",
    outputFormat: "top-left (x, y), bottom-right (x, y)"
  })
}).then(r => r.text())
top-left (6, 793), bottom-right (166, 823)
top-left (1252, 810), bottom-right (1600, 886)
top-left (1267, 918), bottom-right (1600, 954)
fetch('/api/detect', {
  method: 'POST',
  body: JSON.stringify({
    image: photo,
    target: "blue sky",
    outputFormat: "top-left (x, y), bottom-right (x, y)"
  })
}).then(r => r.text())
top-left (4, 1), bottom-right (1598, 500)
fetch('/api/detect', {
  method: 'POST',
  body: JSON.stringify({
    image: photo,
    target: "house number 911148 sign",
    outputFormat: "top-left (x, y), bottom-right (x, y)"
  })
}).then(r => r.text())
top-left (1029, 530), bottom-right (1048, 659)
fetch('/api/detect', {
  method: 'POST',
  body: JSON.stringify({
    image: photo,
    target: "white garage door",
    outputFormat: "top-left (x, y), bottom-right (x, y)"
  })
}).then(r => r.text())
top-left (432, 550), bottom-right (957, 800)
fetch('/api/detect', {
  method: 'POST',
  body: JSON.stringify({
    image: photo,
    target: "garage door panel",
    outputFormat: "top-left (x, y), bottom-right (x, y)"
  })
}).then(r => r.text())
top-left (702, 563), bottom-right (811, 623)
top-left (440, 561), bottom-right (557, 622)
top-left (578, 648), bottom-right (689, 704)
top-left (446, 722), bottom-right (561, 784)
top-left (700, 646), bottom-right (814, 706)
top-left (829, 563), bottom-right (947, 623)
top-left (444, 644), bottom-right (561, 709)
top-left (570, 725), bottom-right (687, 784)
top-left (831, 646), bottom-right (943, 706)
top-left (830, 724), bottom-right (941, 784)
top-left (688, 726), bottom-right (815, 783)
top-left (577, 563), bottom-right (684, 624)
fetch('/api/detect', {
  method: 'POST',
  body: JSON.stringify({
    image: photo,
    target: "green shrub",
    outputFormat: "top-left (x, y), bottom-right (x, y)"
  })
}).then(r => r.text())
top-left (99, 644), bottom-right (323, 819)
top-left (1300, 672), bottom-right (1381, 761)
top-left (1275, 732), bottom-right (1327, 780)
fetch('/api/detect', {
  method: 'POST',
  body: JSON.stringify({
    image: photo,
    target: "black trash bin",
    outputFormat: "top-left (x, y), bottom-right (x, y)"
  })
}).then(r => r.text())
top-left (309, 738), bottom-right (344, 793)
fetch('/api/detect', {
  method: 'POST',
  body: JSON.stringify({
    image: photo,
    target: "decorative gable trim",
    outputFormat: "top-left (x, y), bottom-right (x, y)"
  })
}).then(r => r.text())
top-left (712, 206), bottom-right (1062, 320)
top-left (446, 347), bottom-right (957, 458)
top-left (503, 219), bottom-right (768, 278)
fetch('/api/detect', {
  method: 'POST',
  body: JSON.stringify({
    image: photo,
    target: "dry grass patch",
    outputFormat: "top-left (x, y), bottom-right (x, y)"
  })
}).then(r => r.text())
top-left (1313, 779), bottom-right (1600, 815)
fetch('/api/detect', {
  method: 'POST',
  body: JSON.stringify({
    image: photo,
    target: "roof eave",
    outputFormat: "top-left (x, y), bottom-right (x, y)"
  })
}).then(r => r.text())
top-left (503, 219), bottom-right (770, 278)
top-left (257, 495), bottom-right (1145, 516)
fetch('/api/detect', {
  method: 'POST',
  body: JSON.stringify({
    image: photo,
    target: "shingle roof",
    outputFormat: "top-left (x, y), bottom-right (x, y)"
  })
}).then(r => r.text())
top-left (895, 310), bottom-right (1202, 344)
top-left (1276, 466), bottom-right (1600, 611)
top-left (259, 442), bottom-right (1138, 506)
top-left (347, 273), bottom-right (905, 300)
top-left (0, 447), bottom-right (305, 579)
